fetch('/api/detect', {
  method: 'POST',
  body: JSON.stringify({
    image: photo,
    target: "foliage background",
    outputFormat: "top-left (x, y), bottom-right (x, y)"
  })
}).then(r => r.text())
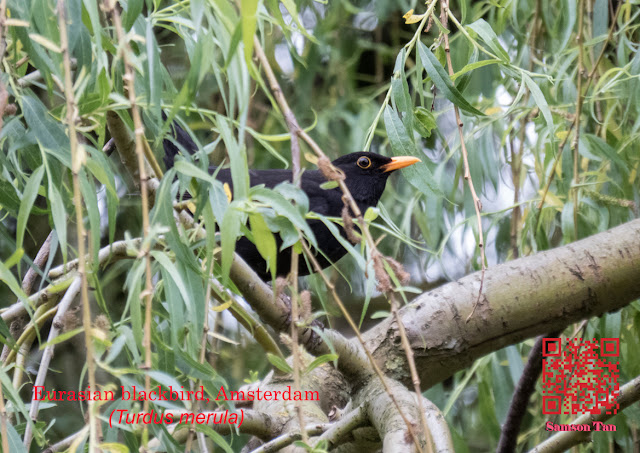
top-left (0, 0), bottom-right (639, 451)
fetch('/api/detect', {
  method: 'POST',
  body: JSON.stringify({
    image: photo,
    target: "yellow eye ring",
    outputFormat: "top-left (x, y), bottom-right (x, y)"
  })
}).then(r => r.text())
top-left (357, 156), bottom-right (371, 169)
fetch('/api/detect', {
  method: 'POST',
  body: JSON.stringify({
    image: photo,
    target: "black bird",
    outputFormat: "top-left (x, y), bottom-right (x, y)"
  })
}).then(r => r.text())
top-left (163, 119), bottom-right (420, 280)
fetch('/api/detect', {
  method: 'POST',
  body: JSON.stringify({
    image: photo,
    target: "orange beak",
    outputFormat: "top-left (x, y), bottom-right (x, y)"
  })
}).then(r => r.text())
top-left (381, 156), bottom-right (421, 173)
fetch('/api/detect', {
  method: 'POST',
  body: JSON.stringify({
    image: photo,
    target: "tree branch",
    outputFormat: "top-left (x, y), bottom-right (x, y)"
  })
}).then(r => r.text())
top-left (364, 218), bottom-right (640, 387)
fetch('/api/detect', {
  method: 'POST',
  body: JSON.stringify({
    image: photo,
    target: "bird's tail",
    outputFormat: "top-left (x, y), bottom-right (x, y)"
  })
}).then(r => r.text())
top-left (161, 111), bottom-right (198, 170)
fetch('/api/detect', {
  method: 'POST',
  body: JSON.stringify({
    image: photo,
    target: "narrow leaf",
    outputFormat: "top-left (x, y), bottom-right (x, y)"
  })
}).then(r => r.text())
top-left (417, 42), bottom-right (485, 117)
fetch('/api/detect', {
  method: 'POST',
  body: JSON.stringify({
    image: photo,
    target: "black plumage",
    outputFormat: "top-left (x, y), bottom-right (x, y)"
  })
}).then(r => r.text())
top-left (162, 118), bottom-right (420, 280)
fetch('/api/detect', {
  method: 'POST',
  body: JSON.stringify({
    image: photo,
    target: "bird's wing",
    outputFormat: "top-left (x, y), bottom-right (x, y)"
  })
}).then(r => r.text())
top-left (300, 171), bottom-right (343, 217)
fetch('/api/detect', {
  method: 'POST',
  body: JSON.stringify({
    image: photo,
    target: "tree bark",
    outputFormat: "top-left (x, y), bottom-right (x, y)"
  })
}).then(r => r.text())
top-left (364, 218), bottom-right (640, 388)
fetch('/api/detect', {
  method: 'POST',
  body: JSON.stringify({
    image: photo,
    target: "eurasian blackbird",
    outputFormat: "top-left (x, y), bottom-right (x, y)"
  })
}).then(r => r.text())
top-left (163, 120), bottom-right (420, 280)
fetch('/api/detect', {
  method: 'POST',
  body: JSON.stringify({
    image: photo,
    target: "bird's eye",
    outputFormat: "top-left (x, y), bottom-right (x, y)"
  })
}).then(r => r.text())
top-left (357, 156), bottom-right (371, 169)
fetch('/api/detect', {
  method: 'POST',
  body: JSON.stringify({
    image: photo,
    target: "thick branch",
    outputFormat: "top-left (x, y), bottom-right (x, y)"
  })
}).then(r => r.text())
top-left (364, 219), bottom-right (640, 387)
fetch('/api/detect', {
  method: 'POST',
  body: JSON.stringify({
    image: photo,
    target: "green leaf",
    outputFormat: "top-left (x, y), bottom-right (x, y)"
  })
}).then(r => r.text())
top-left (22, 96), bottom-right (71, 168)
top-left (79, 170), bottom-right (101, 268)
top-left (267, 353), bottom-right (293, 373)
top-left (220, 205), bottom-right (242, 283)
top-left (304, 353), bottom-right (338, 374)
top-left (0, 258), bottom-right (28, 302)
top-left (241, 0), bottom-right (259, 66)
top-left (522, 73), bottom-right (554, 132)
top-left (384, 105), bottom-right (443, 198)
top-left (17, 165), bottom-right (44, 252)
top-left (249, 213), bottom-right (277, 281)
top-left (145, 20), bottom-right (162, 118)
top-left (582, 134), bottom-right (628, 176)
top-left (320, 180), bottom-right (339, 190)
top-left (363, 207), bottom-right (379, 222)
top-left (47, 178), bottom-right (67, 263)
top-left (414, 107), bottom-right (437, 138)
top-left (417, 42), bottom-right (485, 117)
top-left (468, 19), bottom-right (509, 62)
top-left (40, 327), bottom-right (84, 349)
top-left (123, 0), bottom-right (143, 31)
top-left (252, 188), bottom-right (316, 247)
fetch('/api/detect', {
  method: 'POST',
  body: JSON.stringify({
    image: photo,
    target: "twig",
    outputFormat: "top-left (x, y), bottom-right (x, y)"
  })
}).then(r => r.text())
top-left (314, 404), bottom-right (368, 449)
top-left (0, 0), bottom-right (8, 63)
top-left (363, 0), bottom-right (439, 152)
top-left (42, 427), bottom-right (89, 453)
top-left (23, 277), bottom-right (82, 450)
top-left (441, 1), bottom-right (487, 321)
top-left (1, 279), bottom-right (70, 323)
top-left (185, 247), bottom-right (218, 453)
top-left (57, 2), bottom-right (100, 447)
top-left (510, 0), bottom-right (541, 259)
top-left (251, 423), bottom-right (329, 453)
top-left (252, 36), bottom-right (308, 443)
top-left (572, 0), bottom-right (586, 240)
top-left (104, 2), bottom-right (156, 447)
top-left (254, 27), bottom-right (428, 452)
top-left (389, 291), bottom-right (433, 451)
top-left (1, 232), bottom-right (53, 363)
top-left (497, 332), bottom-right (560, 453)
top-left (4, 301), bottom-right (57, 365)
top-left (147, 410), bottom-right (286, 449)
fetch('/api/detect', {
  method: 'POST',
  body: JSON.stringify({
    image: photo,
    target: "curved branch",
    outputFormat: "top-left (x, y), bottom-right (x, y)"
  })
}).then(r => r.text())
top-left (314, 404), bottom-right (368, 449)
top-left (358, 377), bottom-right (425, 453)
top-left (23, 277), bottom-right (82, 450)
top-left (364, 218), bottom-right (640, 388)
top-left (251, 424), bottom-right (329, 453)
top-left (146, 410), bottom-right (287, 450)
top-left (422, 397), bottom-right (454, 453)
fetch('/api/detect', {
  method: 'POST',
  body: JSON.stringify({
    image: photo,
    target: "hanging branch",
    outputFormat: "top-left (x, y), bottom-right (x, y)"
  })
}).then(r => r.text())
top-left (103, 1), bottom-right (159, 447)
top-left (252, 36), bottom-right (308, 444)
top-left (57, 1), bottom-right (101, 447)
top-left (572, 0), bottom-right (586, 240)
top-left (441, 0), bottom-right (487, 322)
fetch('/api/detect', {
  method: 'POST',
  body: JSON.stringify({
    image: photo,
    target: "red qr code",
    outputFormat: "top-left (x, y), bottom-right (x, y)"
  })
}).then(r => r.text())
top-left (542, 338), bottom-right (620, 415)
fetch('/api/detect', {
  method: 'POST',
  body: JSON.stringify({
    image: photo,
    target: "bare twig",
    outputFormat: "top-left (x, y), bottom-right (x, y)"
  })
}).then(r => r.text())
top-left (441, 2), bottom-right (486, 320)
top-left (104, 2), bottom-right (156, 446)
top-left (1, 232), bottom-right (54, 364)
top-left (251, 423), bottom-right (329, 453)
top-left (314, 404), bottom-right (369, 449)
top-left (497, 332), bottom-right (560, 453)
top-left (57, 2), bottom-right (100, 447)
top-left (43, 427), bottom-right (89, 453)
top-left (252, 37), bottom-right (308, 443)
top-left (23, 277), bottom-right (82, 450)
top-left (0, 0), bottom-right (8, 63)
top-left (572, 0), bottom-right (586, 240)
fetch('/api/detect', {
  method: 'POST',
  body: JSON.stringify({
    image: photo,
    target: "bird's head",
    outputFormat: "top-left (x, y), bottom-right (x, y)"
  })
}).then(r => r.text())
top-left (330, 151), bottom-right (421, 210)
